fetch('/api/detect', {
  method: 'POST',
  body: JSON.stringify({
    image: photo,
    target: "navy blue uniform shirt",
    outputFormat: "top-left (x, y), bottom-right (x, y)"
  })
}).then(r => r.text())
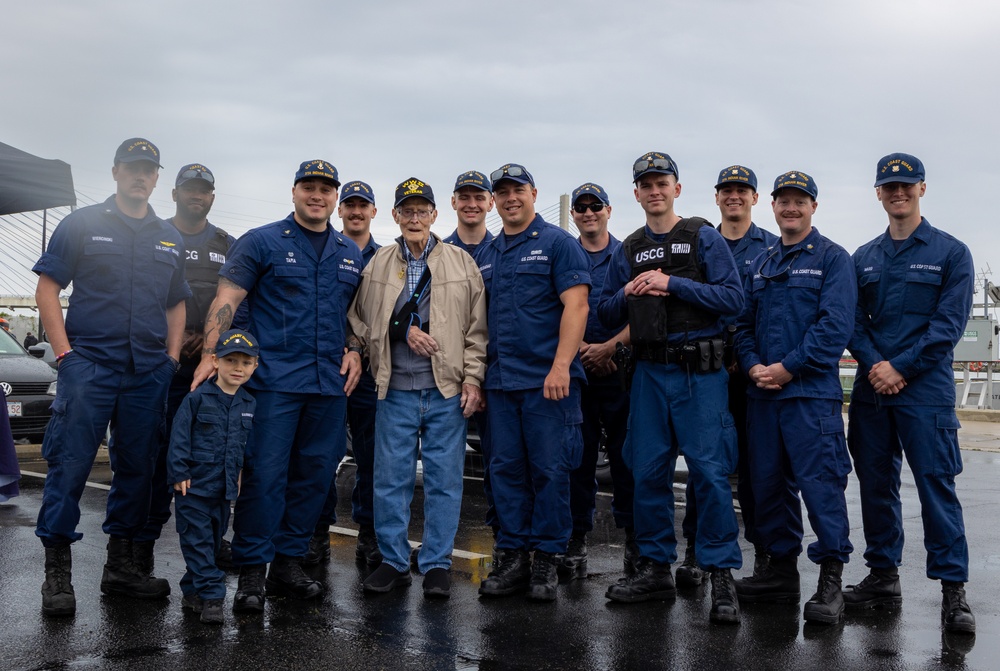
top-left (597, 223), bottom-right (743, 343)
top-left (33, 196), bottom-right (190, 373)
top-left (167, 379), bottom-right (255, 501)
top-left (849, 218), bottom-right (973, 406)
top-left (444, 228), bottom-right (494, 257)
top-left (719, 222), bottom-right (779, 328)
top-left (580, 233), bottom-right (622, 346)
top-left (220, 214), bottom-right (363, 395)
top-left (735, 227), bottom-right (856, 400)
top-left (476, 215), bottom-right (590, 391)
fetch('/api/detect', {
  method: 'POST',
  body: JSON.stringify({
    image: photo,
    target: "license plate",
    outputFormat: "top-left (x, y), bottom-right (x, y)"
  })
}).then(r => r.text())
top-left (6, 401), bottom-right (21, 417)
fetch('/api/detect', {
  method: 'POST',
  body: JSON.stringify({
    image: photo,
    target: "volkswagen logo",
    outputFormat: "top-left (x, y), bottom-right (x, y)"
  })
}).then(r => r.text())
top-left (0, 382), bottom-right (11, 396)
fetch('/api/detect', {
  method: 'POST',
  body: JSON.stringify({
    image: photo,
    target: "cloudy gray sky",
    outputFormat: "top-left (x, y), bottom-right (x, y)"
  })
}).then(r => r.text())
top-left (3, 0), bottom-right (1000, 303)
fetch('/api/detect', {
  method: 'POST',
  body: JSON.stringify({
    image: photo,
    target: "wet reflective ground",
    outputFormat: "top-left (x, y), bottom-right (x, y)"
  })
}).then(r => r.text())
top-left (4, 422), bottom-right (999, 670)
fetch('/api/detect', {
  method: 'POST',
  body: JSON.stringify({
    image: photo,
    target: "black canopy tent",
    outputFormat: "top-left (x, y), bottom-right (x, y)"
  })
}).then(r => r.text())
top-left (0, 142), bottom-right (76, 216)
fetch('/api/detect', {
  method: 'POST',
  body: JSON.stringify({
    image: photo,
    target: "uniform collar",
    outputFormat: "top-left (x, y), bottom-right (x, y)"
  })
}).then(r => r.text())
top-left (578, 232), bottom-right (618, 266)
top-left (103, 195), bottom-right (161, 230)
top-left (495, 214), bottom-right (545, 252)
top-left (279, 213), bottom-right (347, 261)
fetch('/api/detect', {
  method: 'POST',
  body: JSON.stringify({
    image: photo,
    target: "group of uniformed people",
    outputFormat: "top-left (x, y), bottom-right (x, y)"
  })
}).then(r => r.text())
top-left (33, 138), bottom-right (975, 636)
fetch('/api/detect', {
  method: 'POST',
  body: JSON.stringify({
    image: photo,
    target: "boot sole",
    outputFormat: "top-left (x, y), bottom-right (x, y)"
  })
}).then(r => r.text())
top-left (710, 609), bottom-right (741, 624)
top-left (300, 552), bottom-right (330, 566)
top-left (844, 595), bottom-right (902, 611)
top-left (605, 588), bottom-right (677, 603)
top-left (526, 586), bottom-right (557, 601)
top-left (362, 575), bottom-right (412, 594)
top-left (42, 604), bottom-right (76, 617)
top-left (556, 561), bottom-right (588, 581)
top-left (265, 578), bottom-right (323, 599)
top-left (803, 606), bottom-right (845, 625)
top-left (735, 591), bottom-right (800, 604)
top-left (943, 620), bottom-right (976, 634)
top-left (675, 570), bottom-right (705, 588)
top-left (478, 580), bottom-right (530, 597)
top-left (100, 584), bottom-right (170, 599)
top-left (232, 596), bottom-right (265, 613)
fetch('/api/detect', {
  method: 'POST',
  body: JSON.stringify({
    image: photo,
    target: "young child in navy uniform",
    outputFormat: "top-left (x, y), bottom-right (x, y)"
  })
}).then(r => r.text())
top-left (168, 329), bottom-right (258, 624)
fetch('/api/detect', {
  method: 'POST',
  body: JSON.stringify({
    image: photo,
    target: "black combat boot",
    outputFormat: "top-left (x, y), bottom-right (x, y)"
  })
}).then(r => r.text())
top-left (266, 554), bottom-right (324, 599)
top-left (216, 538), bottom-right (236, 571)
top-left (941, 581), bottom-right (976, 634)
top-left (302, 532), bottom-right (331, 566)
top-left (843, 567), bottom-right (902, 610)
top-left (606, 558), bottom-right (676, 603)
top-left (709, 568), bottom-right (740, 624)
top-left (528, 551), bottom-right (560, 601)
top-left (41, 545), bottom-right (76, 617)
top-left (751, 547), bottom-right (770, 578)
top-left (558, 533), bottom-right (587, 581)
top-left (233, 564), bottom-right (267, 612)
top-left (735, 554), bottom-right (800, 603)
top-left (623, 527), bottom-right (640, 578)
top-left (675, 544), bottom-right (705, 588)
top-left (479, 548), bottom-right (531, 597)
top-left (356, 525), bottom-right (382, 565)
top-left (100, 537), bottom-right (170, 598)
top-left (803, 559), bottom-right (844, 625)
top-left (200, 598), bottom-right (224, 625)
top-left (132, 539), bottom-right (156, 577)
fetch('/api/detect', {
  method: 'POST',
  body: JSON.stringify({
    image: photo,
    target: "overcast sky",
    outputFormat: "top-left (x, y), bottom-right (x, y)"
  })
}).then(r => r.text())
top-left (3, 0), bottom-right (1000, 304)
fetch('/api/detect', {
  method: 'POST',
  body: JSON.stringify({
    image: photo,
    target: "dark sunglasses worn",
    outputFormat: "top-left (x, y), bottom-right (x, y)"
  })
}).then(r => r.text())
top-left (179, 169), bottom-right (215, 185)
top-left (573, 202), bottom-right (606, 214)
top-left (632, 157), bottom-right (678, 180)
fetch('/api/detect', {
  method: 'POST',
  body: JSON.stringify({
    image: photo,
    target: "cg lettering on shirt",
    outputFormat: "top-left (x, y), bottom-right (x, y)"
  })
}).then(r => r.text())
top-left (91, 236), bottom-right (113, 242)
top-left (671, 243), bottom-right (691, 254)
top-left (634, 247), bottom-right (665, 263)
top-left (187, 250), bottom-right (199, 261)
top-left (910, 264), bottom-right (942, 272)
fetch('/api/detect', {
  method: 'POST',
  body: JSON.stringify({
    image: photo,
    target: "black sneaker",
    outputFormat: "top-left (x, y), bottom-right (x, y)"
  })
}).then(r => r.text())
top-left (843, 568), bottom-right (901, 610)
top-left (200, 598), bottom-right (224, 625)
top-left (363, 563), bottom-right (412, 593)
top-left (941, 581), bottom-right (976, 634)
top-left (423, 568), bottom-right (451, 599)
top-left (266, 555), bottom-right (324, 599)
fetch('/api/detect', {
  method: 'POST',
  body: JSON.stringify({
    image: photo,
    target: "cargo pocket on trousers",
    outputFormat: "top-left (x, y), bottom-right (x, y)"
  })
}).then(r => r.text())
top-left (819, 412), bottom-right (852, 479)
top-left (933, 412), bottom-right (963, 476)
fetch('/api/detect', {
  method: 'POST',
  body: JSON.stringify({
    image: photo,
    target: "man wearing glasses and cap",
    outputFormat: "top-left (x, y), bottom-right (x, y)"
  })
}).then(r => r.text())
top-left (134, 163), bottom-right (248, 576)
top-left (306, 179), bottom-right (383, 568)
top-left (193, 160), bottom-right (364, 613)
top-left (733, 171), bottom-right (856, 626)
top-left (34, 138), bottom-right (190, 616)
top-left (845, 154), bottom-right (976, 634)
top-left (676, 166), bottom-right (778, 588)
top-left (597, 152), bottom-right (744, 624)
top-left (561, 182), bottom-right (636, 581)
top-left (476, 164), bottom-right (591, 602)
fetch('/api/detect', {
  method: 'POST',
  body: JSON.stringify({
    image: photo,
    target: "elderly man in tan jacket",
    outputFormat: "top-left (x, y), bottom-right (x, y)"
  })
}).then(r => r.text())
top-left (347, 177), bottom-right (487, 599)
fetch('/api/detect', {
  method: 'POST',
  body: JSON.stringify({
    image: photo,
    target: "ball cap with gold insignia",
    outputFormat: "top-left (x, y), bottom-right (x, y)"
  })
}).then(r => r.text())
top-left (394, 178), bottom-right (436, 208)
top-left (632, 151), bottom-right (678, 182)
top-left (339, 180), bottom-right (375, 205)
top-left (114, 138), bottom-right (162, 167)
top-left (294, 160), bottom-right (340, 187)
top-left (215, 329), bottom-right (258, 358)
top-left (572, 182), bottom-right (610, 206)
top-left (454, 170), bottom-right (492, 193)
top-left (489, 164), bottom-right (535, 189)
top-left (715, 165), bottom-right (757, 192)
top-left (771, 170), bottom-right (818, 199)
top-left (874, 152), bottom-right (925, 187)
top-left (175, 163), bottom-right (215, 188)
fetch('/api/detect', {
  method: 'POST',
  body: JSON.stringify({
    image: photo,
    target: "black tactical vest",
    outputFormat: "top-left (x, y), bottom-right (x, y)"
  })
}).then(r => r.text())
top-left (622, 217), bottom-right (717, 344)
top-left (183, 225), bottom-right (233, 333)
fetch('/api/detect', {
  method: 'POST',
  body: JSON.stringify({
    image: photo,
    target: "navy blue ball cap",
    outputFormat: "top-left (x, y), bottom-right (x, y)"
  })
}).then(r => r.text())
top-left (339, 180), bottom-right (376, 205)
top-left (771, 171), bottom-right (818, 199)
top-left (454, 170), bottom-right (492, 193)
top-left (215, 329), bottom-right (258, 357)
top-left (115, 138), bottom-right (162, 167)
top-left (874, 153), bottom-right (925, 187)
top-left (572, 182), bottom-right (610, 206)
top-left (632, 151), bottom-right (679, 182)
top-left (394, 178), bottom-right (435, 208)
top-left (295, 160), bottom-right (340, 187)
top-left (175, 163), bottom-right (215, 188)
top-left (489, 164), bottom-right (535, 188)
top-left (716, 165), bottom-right (757, 191)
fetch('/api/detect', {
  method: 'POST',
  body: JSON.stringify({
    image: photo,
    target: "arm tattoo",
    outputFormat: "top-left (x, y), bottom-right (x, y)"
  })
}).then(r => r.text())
top-left (203, 303), bottom-right (234, 347)
top-left (346, 334), bottom-right (363, 350)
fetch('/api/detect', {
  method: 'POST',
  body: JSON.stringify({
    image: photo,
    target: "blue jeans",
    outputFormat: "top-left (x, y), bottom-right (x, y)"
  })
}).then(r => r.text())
top-left (36, 353), bottom-right (173, 546)
top-left (373, 388), bottom-right (467, 573)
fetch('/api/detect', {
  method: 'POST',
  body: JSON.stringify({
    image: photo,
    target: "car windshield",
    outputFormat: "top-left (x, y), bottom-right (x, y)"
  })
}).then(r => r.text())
top-left (0, 331), bottom-right (27, 355)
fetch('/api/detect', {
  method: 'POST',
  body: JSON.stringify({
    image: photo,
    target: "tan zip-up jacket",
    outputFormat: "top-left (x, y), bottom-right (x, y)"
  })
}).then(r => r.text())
top-left (347, 233), bottom-right (488, 400)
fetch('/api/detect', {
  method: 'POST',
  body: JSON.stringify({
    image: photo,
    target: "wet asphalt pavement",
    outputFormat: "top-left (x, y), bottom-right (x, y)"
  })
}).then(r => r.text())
top-left (3, 419), bottom-right (999, 670)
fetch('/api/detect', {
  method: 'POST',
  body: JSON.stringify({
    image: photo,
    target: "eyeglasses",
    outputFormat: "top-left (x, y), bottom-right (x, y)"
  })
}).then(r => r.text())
top-left (757, 249), bottom-right (802, 282)
top-left (490, 166), bottom-right (528, 183)
top-left (632, 157), bottom-right (678, 180)
top-left (398, 208), bottom-right (434, 220)
top-left (179, 169), bottom-right (215, 185)
top-left (573, 202), bottom-right (606, 214)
